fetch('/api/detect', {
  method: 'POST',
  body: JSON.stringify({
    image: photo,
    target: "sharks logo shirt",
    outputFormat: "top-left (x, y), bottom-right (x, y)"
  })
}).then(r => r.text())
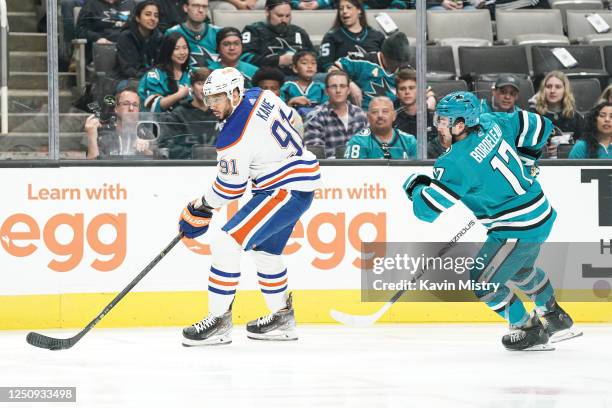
top-left (166, 23), bottom-right (221, 67)
top-left (319, 26), bottom-right (385, 71)
top-left (335, 52), bottom-right (396, 110)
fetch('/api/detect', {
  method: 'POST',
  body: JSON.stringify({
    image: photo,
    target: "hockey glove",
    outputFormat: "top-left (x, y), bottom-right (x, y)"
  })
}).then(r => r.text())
top-left (403, 173), bottom-right (432, 201)
top-left (179, 200), bottom-right (213, 239)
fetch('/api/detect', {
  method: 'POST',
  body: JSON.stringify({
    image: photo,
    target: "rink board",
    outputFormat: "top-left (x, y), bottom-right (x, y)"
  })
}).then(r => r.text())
top-left (0, 165), bottom-right (611, 328)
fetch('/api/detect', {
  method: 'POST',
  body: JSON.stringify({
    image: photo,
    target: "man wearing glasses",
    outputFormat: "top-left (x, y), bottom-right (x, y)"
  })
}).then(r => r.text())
top-left (84, 84), bottom-right (156, 159)
top-left (303, 70), bottom-right (368, 158)
top-left (166, 0), bottom-right (221, 66)
top-left (344, 96), bottom-right (416, 159)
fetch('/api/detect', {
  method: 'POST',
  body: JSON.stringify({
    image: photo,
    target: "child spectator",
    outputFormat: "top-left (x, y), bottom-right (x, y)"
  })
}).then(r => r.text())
top-left (281, 51), bottom-right (327, 112)
top-left (138, 32), bottom-right (192, 112)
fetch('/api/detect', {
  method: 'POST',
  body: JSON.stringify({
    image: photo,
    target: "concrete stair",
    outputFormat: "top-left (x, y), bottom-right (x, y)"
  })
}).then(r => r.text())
top-left (2, 0), bottom-right (92, 157)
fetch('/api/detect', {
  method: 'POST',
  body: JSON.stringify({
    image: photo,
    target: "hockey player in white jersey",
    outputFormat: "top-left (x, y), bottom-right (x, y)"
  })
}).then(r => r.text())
top-left (178, 67), bottom-right (320, 346)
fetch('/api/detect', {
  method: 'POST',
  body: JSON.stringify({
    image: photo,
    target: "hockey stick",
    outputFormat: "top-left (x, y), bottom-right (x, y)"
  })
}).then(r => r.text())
top-left (330, 219), bottom-right (476, 327)
top-left (26, 233), bottom-right (184, 350)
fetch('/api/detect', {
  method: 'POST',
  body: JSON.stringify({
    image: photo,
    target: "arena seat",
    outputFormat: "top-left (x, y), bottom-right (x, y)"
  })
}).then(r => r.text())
top-left (567, 10), bottom-right (612, 45)
top-left (550, 0), bottom-right (603, 29)
top-left (427, 10), bottom-right (493, 46)
top-left (290, 11), bottom-right (337, 46)
top-left (458, 46), bottom-right (530, 82)
top-left (569, 77), bottom-right (602, 113)
top-left (408, 46), bottom-right (456, 81)
top-left (496, 9), bottom-right (569, 46)
top-left (212, 10), bottom-right (265, 32)
top-left (531, 45), bottom-right (608, 86)
top-left (428, 79), bottom-right (468, 100)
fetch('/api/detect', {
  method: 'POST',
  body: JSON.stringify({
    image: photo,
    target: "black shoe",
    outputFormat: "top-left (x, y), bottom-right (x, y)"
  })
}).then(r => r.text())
top-left (247, 293), bottom-right (298, 341)
top-left (502, 313), bottom-right (553, 351)
top-left (539, 299), bottom-right (583, 343)
top-left (182, 310), bottom-right (232, 346)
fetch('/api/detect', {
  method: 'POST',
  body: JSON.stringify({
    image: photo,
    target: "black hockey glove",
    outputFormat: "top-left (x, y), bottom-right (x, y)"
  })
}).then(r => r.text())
top-left (403, 174), bottom-right (432, 201)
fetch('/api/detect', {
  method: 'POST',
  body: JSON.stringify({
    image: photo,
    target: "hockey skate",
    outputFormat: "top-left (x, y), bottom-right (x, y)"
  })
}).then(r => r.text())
top-left (182, 310), bottom-right (232, 346)
top-left (502, 313), bottom-right (554, 351)
top-left (539, 299), bottom-right (583, 343)
top-left (247, 293), bottom-right (298, 341)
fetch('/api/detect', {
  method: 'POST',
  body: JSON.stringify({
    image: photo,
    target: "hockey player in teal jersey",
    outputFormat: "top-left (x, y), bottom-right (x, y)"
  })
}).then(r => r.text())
top-left (345, 96), bottom-right (416, 159)
top-left (332, 31), bottom-right (410, 110)
top-left (404, 91), bottom-right (582, 351)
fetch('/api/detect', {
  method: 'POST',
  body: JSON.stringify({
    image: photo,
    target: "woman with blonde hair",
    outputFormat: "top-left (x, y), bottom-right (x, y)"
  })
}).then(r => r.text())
top-left (530, 71), bottom-right (584, 139)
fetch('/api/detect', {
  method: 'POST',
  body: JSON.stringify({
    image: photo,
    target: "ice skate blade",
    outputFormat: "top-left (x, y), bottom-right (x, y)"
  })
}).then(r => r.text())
top-left (506, 344), bottom-right (555, 351)
top-left (181, 334), bottom-right (232, 347)
top-left (247, 330), bottom-right (298, 341)
top-left (550, 328), bottom-right (583, 343)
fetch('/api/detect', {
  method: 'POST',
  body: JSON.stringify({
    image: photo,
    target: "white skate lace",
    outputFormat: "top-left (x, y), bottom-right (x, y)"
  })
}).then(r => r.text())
top-left (257, 313), bottom-right (275, 327)
top-left (509, 331), bottom-right (525, 343)
top-left (193, 315), bottom-right (218, 333)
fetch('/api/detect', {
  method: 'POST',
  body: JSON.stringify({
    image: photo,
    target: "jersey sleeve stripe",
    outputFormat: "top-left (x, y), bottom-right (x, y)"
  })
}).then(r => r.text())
top-left (429, 182), bottom-right (458, 204)
top-left (254, 163), bottom-right (320, 189)
top-left (516, 110), bottom-right (530, 147)
top-left (217, 92), bottom-right (264, 152)
top-left (530, 113), bottom-right (542, 146)
top-left (213, 181), bottom-right (246, 195)
top-left (476, 192), bottom-right (544, 221)
top-left (212, 185), bottom-right (242, 200)
top-left (253, 159), bottom-right (318, 184)
top-left (534, 114), bottom-right (547, 145)
top-left (215, 177), bottom-right (248, 189)
top-left (420, 189), bottom-right (444, 213)
top-left (430, 179), bottom-right (461, 200)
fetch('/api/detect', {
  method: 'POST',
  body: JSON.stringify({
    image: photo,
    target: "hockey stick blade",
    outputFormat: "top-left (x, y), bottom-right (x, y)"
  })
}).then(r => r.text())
top-left (25, 233), bottom-right (183, 350)
top-left (26, 332), bottom-right (78, 351)
top-left (330, 219), bottom-right (476, 327)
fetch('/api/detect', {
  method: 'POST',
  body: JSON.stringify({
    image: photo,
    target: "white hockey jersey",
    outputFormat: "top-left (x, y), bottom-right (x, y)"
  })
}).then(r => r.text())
top-left (204, 88), bottom-right (321, 209)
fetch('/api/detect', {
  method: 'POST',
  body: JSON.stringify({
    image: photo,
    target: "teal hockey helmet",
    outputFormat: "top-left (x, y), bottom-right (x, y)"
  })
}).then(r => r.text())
top-left (434, 91), bottom-right (481, 128)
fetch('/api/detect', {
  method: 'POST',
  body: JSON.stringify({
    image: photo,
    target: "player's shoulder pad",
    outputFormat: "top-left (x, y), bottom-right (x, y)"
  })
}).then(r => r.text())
top-left (216, 88), bottom-right (263, 151)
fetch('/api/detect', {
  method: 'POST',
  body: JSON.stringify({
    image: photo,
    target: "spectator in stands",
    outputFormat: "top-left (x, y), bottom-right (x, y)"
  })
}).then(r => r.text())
top-left (166, 0), bottom-right (221, 67)
top-left (60, 0), bottom-right (86, 69)
top-left (345, 96), bottom-right (416, 159)
top-left (318, 0), bottom-right (385, 71)
top-left (76, 0), bottom-right (136, 63)
top-left (241, 0), bottom-right (315, 76)
top-left (159, 68), bottom-right (218, 159)
top-left (304, 70), bottom-right (368, 158)
top-left (481, 74), bottom-right (521, 113)
top-left (332, 31), bottom-right (411, 109)
top-left (393, 68), bottom-right (442, 158)
top-left (115, 0), bottom-right (163, 81)
top-left (157, 0), bottom-right (187, 32)
top-left (530, 71), bottom-right (583, 139)
top-left (252, 67), bottom-right (305, 135)
top-left (569, 101), bottom-right (612, 159)
top-left (208, 27), bottom-right (258, 87)
top-left (85, 83), bottom-right (155, 159)
top-left (597, 84), bottom-right (612, 105)
top-left (281, 51), bottom-right (327, 114)
top-left (138, 32), bottom-right (192, 112)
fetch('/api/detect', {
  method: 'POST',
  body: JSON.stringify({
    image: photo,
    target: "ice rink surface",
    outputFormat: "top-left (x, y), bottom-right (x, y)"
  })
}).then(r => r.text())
top-left (1, 324), bottom-right (611, 408)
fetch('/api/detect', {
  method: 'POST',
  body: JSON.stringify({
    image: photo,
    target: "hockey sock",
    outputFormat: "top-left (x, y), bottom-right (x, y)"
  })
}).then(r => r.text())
top-left (207, 266), bottom-right (240, 316)
top-left (258, 269), bottom-right (288, 312)
top-left (481, 288), bottom-right (529, 326)
top-left (512, 267), bottom-right (555, 313)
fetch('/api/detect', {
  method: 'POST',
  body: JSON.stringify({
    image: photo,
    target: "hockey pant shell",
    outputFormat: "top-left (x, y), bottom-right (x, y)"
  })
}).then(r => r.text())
top-left (207, 189), bottom-right (314, 315)
top-left (469, 236), bottom-right (555, 326)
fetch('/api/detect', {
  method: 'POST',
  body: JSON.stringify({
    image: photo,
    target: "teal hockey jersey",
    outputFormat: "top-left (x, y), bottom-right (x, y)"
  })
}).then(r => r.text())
top-left (345, 128), bottom-right (416, 159)
top-left (138, 68), bottom-right (191, 112)
top-left (166, 23), bottom-right (220, 67)
top-left (280, 80), bottom-right (328, 105)
top-left (334, 52), bottom-right (395, 110)
top-left (411, 111), bottom-right (556, 240)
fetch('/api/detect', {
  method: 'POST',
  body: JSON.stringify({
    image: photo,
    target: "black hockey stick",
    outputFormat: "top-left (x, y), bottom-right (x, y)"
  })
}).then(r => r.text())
top-left (26, 233), bottom-right (184, 350)
top-left (330, 219), bottom-right (476, 326)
